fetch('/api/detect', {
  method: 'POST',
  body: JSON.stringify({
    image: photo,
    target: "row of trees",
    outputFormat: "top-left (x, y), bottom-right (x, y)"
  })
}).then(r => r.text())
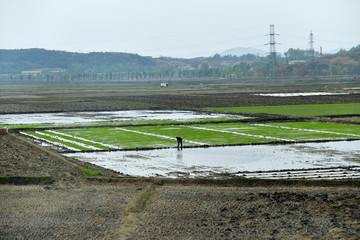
top-left (3, 45), bottom-right (360, 81)
top-left (9, 60), bottom-right (358, 82)
top-left (7, 61), bottom-right (255, 81)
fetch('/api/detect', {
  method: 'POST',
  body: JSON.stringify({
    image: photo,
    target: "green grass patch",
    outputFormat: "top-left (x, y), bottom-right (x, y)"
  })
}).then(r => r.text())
top-left (2, 124), bottom-right (56, 129)
top-left (207, 103), bottom-right (360, 117)
top-left (115, 100), bottom-right (158, 107)
top-left (0, 176), bottom-right (54, 184)
top-left (75, 166), bottom-right (102, 176)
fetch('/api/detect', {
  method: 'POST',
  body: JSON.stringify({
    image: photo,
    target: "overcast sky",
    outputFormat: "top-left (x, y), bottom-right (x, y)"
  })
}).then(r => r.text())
top-left (1, 0), bottom-right (359, 58)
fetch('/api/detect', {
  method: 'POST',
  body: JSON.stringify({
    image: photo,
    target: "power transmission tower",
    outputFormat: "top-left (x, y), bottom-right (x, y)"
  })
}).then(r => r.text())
top-left (265, 24), bottom-right (279, 78)
top-left (308, 31), bottom-right (315, 58)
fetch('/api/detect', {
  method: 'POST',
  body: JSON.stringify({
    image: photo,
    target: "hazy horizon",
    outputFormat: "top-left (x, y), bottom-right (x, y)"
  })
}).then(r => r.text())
top-left (1, 0), bottom-right (359, 58)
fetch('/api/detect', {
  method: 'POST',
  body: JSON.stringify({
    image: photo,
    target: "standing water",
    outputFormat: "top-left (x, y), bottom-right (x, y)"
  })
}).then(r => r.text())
top-left (0, 110), bottom-right (239, 125)
top-left (65, 140), bottom-right (360, 178)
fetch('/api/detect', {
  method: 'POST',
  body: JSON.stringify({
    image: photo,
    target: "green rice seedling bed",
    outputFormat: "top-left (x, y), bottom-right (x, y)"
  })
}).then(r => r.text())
top-left (197, 123), bottom-right (356, 141)
top-left (59, 128), bottom-right (177, 149)
top-left (207, 103), bottom-right (360, 117)
top-left (23, 131), bottom-right (92, 151)
top-left (22, 121), bottom-right (360, 150)
top-left (267, 122), bottom-right (360, 136)
top-left (42, 131), bottom-right (112, 150)
top-left (125, 125), bottom-right (274, 145)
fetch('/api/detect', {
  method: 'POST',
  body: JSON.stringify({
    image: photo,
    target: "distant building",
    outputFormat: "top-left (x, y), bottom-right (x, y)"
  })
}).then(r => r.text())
top-left (44, 68), bottom-right (65, 74)
top-left (21, 68), bottom-right (65, 75)
top-left (21, 70), bottom-right (42, 75)
top-left (289, 60), bottom-right (306, 65)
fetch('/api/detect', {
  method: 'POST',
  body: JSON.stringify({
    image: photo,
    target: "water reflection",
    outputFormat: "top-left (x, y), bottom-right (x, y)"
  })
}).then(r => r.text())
top-left (176, 150), bottom-right (183, 163)
top-left (0, 110), bottom-right (239, 125)
top-left (65, 141), bottom-right (360, 178)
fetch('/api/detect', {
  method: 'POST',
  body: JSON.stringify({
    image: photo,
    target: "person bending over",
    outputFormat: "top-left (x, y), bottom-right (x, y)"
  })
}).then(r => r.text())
top-left (176, 136), bottom-right (183, 150)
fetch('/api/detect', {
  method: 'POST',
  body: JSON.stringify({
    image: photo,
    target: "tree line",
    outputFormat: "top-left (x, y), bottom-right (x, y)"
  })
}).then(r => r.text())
top-left (2, 45), bottom-right (360, 81)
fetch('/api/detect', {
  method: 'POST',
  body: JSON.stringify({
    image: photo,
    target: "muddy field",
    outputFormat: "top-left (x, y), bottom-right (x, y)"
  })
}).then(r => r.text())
top-left (1, 80), bottom-right (360, 239)
top-left (1, 80), bottom-right (360, 113)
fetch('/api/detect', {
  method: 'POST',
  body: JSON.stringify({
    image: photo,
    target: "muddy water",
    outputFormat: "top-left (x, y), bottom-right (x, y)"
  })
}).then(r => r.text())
top-left (65, 140), bottom-right (360, 178)
top-left (0, 110), bottom-right (239, 125)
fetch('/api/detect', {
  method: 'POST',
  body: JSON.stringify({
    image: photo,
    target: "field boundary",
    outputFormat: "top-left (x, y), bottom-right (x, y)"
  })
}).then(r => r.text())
top-left (207, 103), bottom-right (360, 118)
top-left (87, 173), bottom-right (360, 187)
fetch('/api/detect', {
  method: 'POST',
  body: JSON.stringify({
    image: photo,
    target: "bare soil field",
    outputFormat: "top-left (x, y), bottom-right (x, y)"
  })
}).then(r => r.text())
top-left (1, 80), bottom-right (360, 113)
top-left (1, 80), bottom-right (360, 239)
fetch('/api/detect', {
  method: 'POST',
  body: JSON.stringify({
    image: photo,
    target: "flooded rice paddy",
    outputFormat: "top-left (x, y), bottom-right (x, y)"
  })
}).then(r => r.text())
top-left (0, 110), bottom-right (238, 125)
top-left (253, 92), bottom-right (348, 97)
top-left (65, 140), bottom-right (360, 178)
top-left (4, 110), bottom-right (360, 179)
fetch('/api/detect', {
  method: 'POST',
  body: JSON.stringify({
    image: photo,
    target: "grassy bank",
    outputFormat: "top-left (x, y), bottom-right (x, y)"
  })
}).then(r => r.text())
top-left (0, 176), bottom-right (54, 184)
top-left (207, 103), bottom-right (360, 117)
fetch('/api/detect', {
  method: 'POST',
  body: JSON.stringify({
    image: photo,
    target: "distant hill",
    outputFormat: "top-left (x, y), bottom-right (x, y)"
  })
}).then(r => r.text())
top-left (0, 48), bottom-right (159, 74)
top-left (0, 48), bottom-right (251, 74)
top-left (220, 47), bottom-right (266, 57)
top-left (1, 46), bottom-right (358, 77)
top-left (283, 45), bottom-right (360, 76)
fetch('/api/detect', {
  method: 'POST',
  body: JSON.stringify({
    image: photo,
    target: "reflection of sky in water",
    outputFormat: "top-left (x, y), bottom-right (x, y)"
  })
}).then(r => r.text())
top-left (253, 92), bottom-right (348, 97)
top-left (65, 141), bottom-right (360, 178)
top-left (0, 110), bottom-right (239, 125)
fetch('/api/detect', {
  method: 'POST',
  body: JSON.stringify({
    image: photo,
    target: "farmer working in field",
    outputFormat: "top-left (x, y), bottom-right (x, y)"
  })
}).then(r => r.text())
top-left (176, 136), bottom-right (183, 150)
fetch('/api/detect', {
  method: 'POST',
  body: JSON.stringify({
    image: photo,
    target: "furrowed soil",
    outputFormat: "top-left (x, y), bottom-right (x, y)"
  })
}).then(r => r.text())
top-left (1, 80), bottom-right (360, 239)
